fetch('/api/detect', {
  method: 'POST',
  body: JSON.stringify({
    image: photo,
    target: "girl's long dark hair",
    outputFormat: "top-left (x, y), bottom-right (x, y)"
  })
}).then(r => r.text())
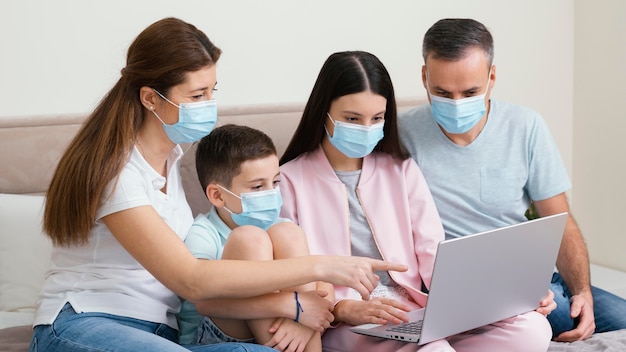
top-left (280, 51), bottom-right (407, 165)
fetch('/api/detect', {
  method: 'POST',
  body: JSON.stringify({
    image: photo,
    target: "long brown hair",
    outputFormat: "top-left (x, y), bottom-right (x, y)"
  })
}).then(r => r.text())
top-left (44, 18), bottom-right (221, 246)
top-left (280, 51), bottom-right (408, 165)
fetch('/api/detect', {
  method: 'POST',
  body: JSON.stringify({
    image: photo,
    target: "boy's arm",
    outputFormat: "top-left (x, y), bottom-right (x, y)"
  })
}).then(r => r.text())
top-left (194, 289), bottom-right (334, 332)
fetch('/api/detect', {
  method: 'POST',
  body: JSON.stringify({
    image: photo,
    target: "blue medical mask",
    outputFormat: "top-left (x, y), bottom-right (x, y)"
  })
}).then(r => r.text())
top-left (218, 185), bottom-right (283, 230)
top-left (151, 90), bottom-right (218, 144)
top-left (326, 113), bottom-right (385, 158)
top-left (427, 75), bottom-right (491, 134)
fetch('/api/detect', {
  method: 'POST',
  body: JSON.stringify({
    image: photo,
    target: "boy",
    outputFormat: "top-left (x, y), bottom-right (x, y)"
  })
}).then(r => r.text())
top-left (178, 124), bottom-right (333, 351)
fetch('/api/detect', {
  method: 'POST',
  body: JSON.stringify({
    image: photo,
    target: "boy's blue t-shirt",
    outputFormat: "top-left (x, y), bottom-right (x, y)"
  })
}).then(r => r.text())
top-left (178, 206), bottom-right (291, 344)
top-left (178, 206), bottom-right (232, 344)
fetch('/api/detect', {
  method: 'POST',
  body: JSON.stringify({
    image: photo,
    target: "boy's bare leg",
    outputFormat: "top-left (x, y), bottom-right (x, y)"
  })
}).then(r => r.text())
top-left (212, 225), bottom-right (276, 342)
top-left (215, 223), bottom-right (324, 349)
top-left (267, 222), bottom-right (316, 292)
top-left (304, 332), bottom-right (322, 352)
top-left (268, 222), bottom-right (323, 351)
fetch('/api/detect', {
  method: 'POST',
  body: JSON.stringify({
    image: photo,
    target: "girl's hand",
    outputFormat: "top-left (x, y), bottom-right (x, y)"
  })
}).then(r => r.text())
top-left (333, 298), bottom-right (412, 326)
top-left (536, 289), bottom-right (557, 316)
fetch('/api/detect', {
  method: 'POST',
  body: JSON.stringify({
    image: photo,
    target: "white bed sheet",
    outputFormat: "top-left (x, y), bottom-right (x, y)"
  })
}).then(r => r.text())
top-left (0, 311), bottom-right (34, 329)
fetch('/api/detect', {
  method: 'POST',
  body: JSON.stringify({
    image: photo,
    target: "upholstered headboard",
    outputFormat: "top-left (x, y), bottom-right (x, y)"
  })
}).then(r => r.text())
top-left (0, 98), bottom-right (423, 215)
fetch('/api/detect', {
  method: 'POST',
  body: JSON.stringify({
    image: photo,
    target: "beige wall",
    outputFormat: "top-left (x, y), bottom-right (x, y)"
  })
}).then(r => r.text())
top-left (4, 1), bottom-right (620, 269)
top-left (0, 0), bottom-right (576, 201)
top-left (573, 0), bottom-right (626, 271)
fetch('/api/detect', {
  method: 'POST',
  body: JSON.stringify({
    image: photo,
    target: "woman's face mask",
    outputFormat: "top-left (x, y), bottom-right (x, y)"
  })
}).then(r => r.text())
top-left (151, 89), bottom-right (218, 144)
top-left (218, 185), bottom-right (283, 230)
top-left (325, 113), bottom-right (385, 158)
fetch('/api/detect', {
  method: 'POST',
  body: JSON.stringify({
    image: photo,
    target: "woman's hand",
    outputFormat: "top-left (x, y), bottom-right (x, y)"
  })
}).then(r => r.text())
top-left (318, 256), bottom-right (407, 300)
top-left (333, 298), bottom-right (412, 326)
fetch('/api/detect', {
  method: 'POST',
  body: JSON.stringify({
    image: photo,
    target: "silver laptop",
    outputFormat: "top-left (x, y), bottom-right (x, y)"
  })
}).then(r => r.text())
top-left (350, 212), bottom-right (567, 345)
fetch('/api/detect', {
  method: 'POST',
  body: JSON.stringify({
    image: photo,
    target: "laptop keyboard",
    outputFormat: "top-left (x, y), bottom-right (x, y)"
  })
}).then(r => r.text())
top-left (386, 320), bottom-right (423, 334)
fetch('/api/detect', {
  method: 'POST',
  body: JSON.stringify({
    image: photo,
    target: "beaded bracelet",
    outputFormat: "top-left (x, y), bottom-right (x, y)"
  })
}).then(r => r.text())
top-left (294, 291), bottom-right (304, 323)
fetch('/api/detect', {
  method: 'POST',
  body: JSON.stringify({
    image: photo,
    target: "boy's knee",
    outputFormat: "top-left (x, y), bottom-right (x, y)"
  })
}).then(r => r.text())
top-left (225, 226), bottom-right (272, 254)
top-left (267, 221), bottom-right (307, 243)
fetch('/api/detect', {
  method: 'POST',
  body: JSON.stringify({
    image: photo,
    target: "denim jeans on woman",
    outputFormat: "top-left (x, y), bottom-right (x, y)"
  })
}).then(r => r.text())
top-left (548, 272), bottom-right (626, 338)
top-left (29, 303), bottom-right (272, 352)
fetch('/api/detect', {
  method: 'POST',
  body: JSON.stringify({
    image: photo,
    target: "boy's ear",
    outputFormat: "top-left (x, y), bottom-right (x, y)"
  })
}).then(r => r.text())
top-left (206, 183), bottom-right (225, 207)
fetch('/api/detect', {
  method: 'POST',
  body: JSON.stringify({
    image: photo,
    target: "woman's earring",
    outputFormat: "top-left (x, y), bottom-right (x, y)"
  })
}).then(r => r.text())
top-left (149, 106), bottom-right (155, 111)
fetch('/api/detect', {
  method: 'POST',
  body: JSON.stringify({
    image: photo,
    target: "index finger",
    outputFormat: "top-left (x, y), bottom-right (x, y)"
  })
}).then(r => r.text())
top-left (370, 259), bottom-right (408, 272)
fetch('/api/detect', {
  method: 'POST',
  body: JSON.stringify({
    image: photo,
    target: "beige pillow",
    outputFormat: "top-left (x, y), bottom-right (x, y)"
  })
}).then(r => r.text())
top-left (0, 194), bottom-right (52, 312)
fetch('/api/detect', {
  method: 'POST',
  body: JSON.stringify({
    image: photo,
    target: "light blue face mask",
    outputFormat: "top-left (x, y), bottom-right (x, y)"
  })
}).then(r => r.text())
top-left (152, 90), bottom-right (218, 144)
top-left (218, 185), bottom-right (283, 230)
top-left (326, 113), bottom-right (385, 158)
top-left (427, 74), bottom-right (491, 134)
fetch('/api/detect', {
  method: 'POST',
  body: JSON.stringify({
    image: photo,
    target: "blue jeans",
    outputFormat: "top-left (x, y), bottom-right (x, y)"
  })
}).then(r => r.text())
top-left (548, 272), bottom-right (626, 338)
top-left (29, 303), bottom-right (272, 352)
top-left (197, 317), bottom-right (256, 345)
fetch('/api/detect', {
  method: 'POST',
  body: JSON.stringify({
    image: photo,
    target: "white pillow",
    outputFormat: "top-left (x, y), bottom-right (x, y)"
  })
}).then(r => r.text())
top-left (0, 194), bottom-right (52, 313)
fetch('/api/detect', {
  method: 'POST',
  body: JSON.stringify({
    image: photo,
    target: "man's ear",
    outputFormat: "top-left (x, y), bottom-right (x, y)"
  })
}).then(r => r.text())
top-left (206, 183), bottom-right (225, 207)
top-left (488, 64), bottom-right (497, 92)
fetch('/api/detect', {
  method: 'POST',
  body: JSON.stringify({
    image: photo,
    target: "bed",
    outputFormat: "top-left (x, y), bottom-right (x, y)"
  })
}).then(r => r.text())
top-left (1, 99), bottom-right (624, 351)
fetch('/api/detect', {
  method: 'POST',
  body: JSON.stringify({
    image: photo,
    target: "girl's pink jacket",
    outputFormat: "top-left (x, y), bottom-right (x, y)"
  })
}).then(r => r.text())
top-left (279, 146), bottom-right (445, 308)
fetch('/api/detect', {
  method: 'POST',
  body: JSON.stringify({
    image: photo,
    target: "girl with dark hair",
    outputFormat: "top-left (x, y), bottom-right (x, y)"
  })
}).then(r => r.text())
top-left (31, 20), bottom-right (405, 352)
top-left (279, 51), bottom-right (554, 351)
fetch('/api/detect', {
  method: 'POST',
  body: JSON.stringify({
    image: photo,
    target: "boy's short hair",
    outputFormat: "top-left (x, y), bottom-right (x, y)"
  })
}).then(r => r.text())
top-left (196, 124), bottom-right (277, 192)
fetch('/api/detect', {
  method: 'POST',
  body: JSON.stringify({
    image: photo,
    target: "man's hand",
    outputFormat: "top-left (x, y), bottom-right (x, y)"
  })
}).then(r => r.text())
top-left (553, 292), bottom-right (595, 342)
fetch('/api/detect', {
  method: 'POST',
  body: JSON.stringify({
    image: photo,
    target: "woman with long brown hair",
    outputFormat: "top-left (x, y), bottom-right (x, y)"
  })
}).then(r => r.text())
top-left (30, 18), bottom-right (405, 352)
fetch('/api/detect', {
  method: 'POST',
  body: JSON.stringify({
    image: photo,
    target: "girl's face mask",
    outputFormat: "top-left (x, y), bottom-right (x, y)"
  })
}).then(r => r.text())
top-left (326, 113), bottom-right (385, 158)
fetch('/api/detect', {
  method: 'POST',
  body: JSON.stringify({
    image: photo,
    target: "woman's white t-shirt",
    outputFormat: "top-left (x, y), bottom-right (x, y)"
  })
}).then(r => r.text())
top-left (33, 146), bottom-right (193, 329)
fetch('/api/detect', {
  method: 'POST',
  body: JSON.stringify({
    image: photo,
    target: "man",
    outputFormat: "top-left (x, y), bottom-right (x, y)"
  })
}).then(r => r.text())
top-left (398, 18), bottom-right (626, 342)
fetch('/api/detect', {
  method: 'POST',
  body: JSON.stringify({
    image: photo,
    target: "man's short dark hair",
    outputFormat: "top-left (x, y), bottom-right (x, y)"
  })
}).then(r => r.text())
top-left (422, 18), bottom-right (494, 67)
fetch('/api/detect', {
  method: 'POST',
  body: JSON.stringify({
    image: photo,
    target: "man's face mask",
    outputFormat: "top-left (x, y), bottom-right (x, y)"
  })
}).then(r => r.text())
top-left (426, 71), bottom-right (491, 134)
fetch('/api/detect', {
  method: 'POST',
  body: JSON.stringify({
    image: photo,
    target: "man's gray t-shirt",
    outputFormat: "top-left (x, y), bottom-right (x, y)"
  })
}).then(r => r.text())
top-left (398, 99), bottom-right (571, 239)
